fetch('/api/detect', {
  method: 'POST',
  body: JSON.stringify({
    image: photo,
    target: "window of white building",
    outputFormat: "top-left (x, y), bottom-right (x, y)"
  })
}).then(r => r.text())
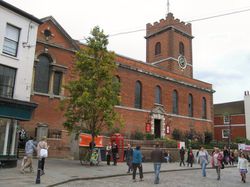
top-left (0, 65), bottom-right (16, 98)
top-left (3, 24), bottom-right (20, 57)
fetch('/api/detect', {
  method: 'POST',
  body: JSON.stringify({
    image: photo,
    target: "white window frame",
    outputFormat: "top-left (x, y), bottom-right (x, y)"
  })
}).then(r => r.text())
top-left (223, 115), bottom-right (230, 125)
top-left (2, 24), bottom-right (20, 57)
top-left (222, 129), bottom-right (229, 138)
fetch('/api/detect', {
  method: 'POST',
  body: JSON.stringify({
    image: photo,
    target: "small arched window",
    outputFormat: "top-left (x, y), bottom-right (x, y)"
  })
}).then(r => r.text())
top-left (134, 81), bottom-right (142, 109)
top-left (155, 42), bottom-right (161, 55)
top-left (34, 54), bottom-right (52, 93)
top-left (172, 90), bottom-right (178, 114)
top-left (179, 42), bottom-right (184, 55)
top-left (202, 97), bottom-right (207, 119)
top-left (155, 85), bottom-right (162, 104)
top-left (188, 94), bottom-right (193, 117)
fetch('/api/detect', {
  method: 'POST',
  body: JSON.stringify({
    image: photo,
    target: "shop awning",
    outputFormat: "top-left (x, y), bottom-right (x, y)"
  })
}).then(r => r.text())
top-left (0, 97), bottom-right (37, 121)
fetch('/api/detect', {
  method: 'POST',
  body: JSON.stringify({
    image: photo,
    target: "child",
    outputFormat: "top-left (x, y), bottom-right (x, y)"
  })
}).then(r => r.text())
top-left (237, 153), bottom-right (248, 183)
top-left (90, 149), bottom-right (99, 165)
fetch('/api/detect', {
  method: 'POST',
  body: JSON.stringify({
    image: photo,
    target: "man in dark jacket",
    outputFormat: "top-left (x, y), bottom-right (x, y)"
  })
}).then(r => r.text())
top-left (151, 143), bottom-right (163, 184)
top-left (111, 141), bottom-right (118, 165)
top-left (179, 146), bottom-right (185, 166)
top-left (124, 144), bottom-right (133, 173)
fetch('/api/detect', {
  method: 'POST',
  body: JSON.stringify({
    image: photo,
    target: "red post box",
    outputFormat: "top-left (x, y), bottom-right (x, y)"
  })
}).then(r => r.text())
top-left (110, 133), bottom-right (124, 162)
top-left (145, 122), bottom-right (151, 133)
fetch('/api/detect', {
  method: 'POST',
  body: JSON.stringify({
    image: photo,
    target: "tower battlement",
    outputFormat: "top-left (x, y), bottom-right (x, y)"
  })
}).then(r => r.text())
top-left (146, 13), bottom-right (191, 36)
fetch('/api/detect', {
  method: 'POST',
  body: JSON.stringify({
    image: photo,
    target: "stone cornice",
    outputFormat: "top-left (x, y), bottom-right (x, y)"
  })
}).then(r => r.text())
top-left (37, 40), bottom-right (76, 53)
top-left (214, 124), bottom-right (246, 127)
top-left (117, 63), bottom-right (214, 93)
top-left (115, 105), bottom-right (212, 122)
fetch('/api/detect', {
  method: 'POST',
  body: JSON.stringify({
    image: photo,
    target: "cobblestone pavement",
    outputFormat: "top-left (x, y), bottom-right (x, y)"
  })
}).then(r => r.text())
top-left (0, 159), bottom-right (247, 187)
top-left (59, 167), bottom-right (249, 187)
top-left (0, 159), bottom-right (201, 187)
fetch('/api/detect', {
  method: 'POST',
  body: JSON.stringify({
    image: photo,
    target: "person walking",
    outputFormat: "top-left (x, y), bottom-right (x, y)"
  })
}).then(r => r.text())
top-left (211, 147), bottom-right (223, 180)
top-left (237, 153), bottom-right (248, 183)
top-left (111, 141), bottom-right (118, 166)
top-left (164, 150), bottom-right (170, 163)
top-left (124, 144), bottom-right (133, 173)
top-left (132, 145), bottom-right (143, 182)
top-left (229, 151), bottom-right (235, 165)
top-left (179, 146), bottom-right (185, 166)
top-left (106, 143), bottom-right (112, 165)
top-left (151, 143), bottom-right (164, 184)
top-left (198, 146), bottom-right (209, 177)
top-left (234, 149), bottom-right (239, 163)
top-left (196, 148), bottom-right (200, 164)
top-left (223, 146), bottom-right (230, 165)
top-left (37, 136), bottom-right (49, 176)
top-left (187, 148), bottom-right (194, 167)
top-left (20, 136), bottom-right (36, 173)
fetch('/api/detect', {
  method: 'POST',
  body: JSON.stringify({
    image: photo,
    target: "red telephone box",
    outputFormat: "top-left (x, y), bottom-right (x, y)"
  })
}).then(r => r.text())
top-left (110, 133), bottom-right (124, 162)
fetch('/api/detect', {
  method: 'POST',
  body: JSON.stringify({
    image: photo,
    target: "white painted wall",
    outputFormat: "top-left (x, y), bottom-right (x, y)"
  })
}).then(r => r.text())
top-left (0, 5), bottom-right (39, 101)
top-left (244, 92), bottom-right (250, 139)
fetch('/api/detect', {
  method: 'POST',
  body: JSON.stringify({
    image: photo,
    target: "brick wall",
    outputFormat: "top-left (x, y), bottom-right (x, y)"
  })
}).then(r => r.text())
top-left (46, 130), bottom-right (71, 158)
top-left (214, 115), bottom-right (246, 141)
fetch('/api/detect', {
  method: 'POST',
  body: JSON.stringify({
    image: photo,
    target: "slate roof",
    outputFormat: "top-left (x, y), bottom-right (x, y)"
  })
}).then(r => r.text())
top-left (214, 100), bottom-right (244, 115)
top-left (0, 0), bottom-right (42, 24)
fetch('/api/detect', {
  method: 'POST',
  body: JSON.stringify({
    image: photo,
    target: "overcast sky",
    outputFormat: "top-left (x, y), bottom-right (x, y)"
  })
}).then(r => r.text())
top-left (4, 0), bottom-right (250, 104)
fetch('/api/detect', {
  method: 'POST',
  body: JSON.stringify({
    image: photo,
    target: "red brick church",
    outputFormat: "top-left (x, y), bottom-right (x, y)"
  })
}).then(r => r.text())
top-left (21, 13), bottom-right (214, 156)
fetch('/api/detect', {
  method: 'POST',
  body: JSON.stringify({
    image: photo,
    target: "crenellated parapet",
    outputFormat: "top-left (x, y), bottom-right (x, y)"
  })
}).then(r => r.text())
top-left (146, 13), bottom-right (192, 37)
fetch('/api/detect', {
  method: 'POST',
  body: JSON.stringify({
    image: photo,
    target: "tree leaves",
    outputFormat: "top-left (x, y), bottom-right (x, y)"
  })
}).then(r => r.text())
top-left (62, 26), bottom-right (121, 140)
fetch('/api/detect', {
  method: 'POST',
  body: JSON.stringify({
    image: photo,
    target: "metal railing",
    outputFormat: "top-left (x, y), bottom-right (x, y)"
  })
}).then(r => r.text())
top-left (47, 129), bottom-right (62, 139)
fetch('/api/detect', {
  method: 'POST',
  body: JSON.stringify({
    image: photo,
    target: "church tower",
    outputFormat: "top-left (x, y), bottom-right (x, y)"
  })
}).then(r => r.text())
top-left (145, 13), bottom-right (193, 78)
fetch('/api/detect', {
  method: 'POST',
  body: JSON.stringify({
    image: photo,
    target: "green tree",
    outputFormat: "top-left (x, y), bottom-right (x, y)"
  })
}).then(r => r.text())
top-left (62, 26), bottom-right (121, 142)
top-left (204, 131), bottom-right (213, 144)
top-left (172, 128), bottom-right (182, 140)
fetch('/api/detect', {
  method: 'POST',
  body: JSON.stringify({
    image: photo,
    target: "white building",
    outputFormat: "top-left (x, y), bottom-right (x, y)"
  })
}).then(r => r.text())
top-left (244, 91), bottom-right (250, 140)
top-left (0, 1), bottom-right (41, 168)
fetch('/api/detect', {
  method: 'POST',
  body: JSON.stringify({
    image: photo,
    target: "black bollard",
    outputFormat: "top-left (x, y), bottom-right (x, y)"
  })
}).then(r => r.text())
top-left (35, 159), bottom-right (41, 184)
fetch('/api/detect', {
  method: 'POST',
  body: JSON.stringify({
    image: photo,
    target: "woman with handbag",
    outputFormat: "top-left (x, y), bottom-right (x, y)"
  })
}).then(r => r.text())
top-left (211, 147), bottom-right (224, 180)
top-left (198, 146), bottom-right (209, 177)
top-left (37, 136), bottom-right (49, 176)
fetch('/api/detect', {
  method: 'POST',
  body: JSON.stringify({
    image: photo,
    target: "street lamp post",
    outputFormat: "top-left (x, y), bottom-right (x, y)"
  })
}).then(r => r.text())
top-left (35, 159), bottom-right (41, 184)
top-left (224, 113), bottom-right (231, 149)
top-left (229, 117), bottom-right (232, 149)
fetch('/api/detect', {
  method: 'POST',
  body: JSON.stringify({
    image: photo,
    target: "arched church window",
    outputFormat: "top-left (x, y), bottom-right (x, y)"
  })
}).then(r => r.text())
top-left (155, 42), bottom-right (161, 55)
top-left (34, 54), bottom-right (51, 93)
top-left (134, 80), bottom-right (142, 109)
top-left (172, 90), bottom-right (178, 114)
top-left (113, 75), bottom-right (121, 105)
top-left (188, 94), bottom-right (193, 117)
top-left (179, 42), bottom-right (185, 55)
top-left (155, 85), bottom-right (162, 104)
top-left (202, 97), bottom-right (207, 119)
